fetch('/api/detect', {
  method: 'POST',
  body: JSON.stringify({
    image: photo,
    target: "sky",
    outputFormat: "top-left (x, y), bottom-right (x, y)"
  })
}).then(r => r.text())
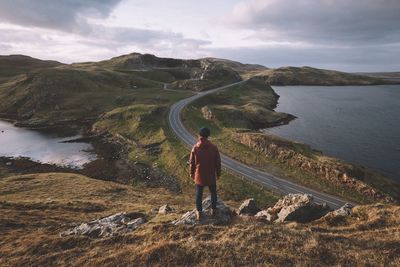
top-left (0, 0), bottom-right (399, 72)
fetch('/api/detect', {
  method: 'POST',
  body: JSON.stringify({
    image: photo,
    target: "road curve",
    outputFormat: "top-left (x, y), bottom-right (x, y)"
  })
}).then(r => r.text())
top-left (168, 81), bottom-right (349, 209)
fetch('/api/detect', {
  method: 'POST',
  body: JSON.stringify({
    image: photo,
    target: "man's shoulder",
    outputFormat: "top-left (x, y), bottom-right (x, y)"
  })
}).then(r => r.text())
top-left (208, 141), bottom-right (219, 150)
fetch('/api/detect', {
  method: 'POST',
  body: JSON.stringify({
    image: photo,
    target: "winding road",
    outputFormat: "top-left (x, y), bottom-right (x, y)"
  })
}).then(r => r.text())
top-left (168, 81), bottom-right (349, 209)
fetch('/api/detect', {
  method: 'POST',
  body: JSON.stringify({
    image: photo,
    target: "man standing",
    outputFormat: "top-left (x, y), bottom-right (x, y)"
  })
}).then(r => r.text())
top-left (189, 127), bottom-right (221, 220)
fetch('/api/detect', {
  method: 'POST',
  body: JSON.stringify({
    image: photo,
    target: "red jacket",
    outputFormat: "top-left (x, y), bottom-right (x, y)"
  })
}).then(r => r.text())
top-left (189, 137), bottom-right (221, 186)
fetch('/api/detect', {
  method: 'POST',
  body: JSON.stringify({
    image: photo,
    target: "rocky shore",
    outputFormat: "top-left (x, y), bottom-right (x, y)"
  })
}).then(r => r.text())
top-left (234, 131), bottom-right (396, 203)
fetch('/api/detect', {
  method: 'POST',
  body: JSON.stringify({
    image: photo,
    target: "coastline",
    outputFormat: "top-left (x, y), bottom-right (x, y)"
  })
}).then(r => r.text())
top-left (268, 84), bottom-right (400, 181)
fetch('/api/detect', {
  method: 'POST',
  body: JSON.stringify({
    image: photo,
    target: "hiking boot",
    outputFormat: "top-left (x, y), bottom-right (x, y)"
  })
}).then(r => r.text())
top-left (210, 208), bottom-right (218, 217)
top-left (195, 211), bottom-right (203, 220)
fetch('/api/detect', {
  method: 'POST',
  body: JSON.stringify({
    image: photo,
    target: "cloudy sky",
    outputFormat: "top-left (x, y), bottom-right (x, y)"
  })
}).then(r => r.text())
top-left (0, 0), bottom-right (399, 71)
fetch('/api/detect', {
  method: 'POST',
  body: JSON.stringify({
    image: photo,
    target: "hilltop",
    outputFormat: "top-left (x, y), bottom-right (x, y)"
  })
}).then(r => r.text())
top-left (252, 66), bottom-right (389, 85)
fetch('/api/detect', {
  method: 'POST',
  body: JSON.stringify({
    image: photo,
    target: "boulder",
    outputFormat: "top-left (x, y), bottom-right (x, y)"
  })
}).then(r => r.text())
top-left (172, 196), bottom-right (234, 225)
top-left (159, 204), bottom-right (173, 214)
top-left (61, 212), bottom-right (146, 238)
top-left (237, 198), bottom-right (261, 216)
top-left (255, 194), bottom-right (332, 223)
top-left (318, 203), bottom-right (353, 225)
top-left (274, 194), bottom-right (331, 223)
top-left (331, 203), bottom-right (353, 217)
top-left (255, 208), bottom-right (278, 222)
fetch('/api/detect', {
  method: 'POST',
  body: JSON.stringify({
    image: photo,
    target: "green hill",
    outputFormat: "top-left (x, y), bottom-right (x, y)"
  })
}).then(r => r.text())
top-left (255, 66), bottom-right (389, 85)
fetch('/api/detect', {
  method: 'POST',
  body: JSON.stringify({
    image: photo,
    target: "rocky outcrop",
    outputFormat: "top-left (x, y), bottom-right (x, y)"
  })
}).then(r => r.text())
top-left (197, 63), bottom-right (242, 83)
top-left (317, 203), bottom-right (353, 225)
top-left (172, 197), bottom-right (234, 225)
top-left (255, 209), bottom-right (277, 222)
top-left (201, 105), bottom-right (214, 120)
top-left (329, 203), bottom-right (353, 217)
top-left (61, 212), bottom-right (147, 238)
top-left (274, 194), bottom-right (331, 223)
top-left (256, 194), bottom-right (331, 223)
top-left (234, 132), bottom-right (393, 203)
top-left (159, 204), bottom-right (173, 214)
top-left (237, 198), bottom-right (261, 216)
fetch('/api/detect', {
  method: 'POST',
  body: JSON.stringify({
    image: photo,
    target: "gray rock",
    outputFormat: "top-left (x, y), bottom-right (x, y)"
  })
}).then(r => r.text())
top-left (255, 208), bottom-right (277, 222)
top-left (274, 194), bottom-right (331, 223)
top-left (158, 204), bottom-right (173, 214)
top-left (321, 203), bottom-right (353, 223)
top-left (61, 212), bottom-right (147, 238)
top-left (332, 203), bottom-right (353, 217)
top-left (172, 196), bottom-right (233, 225)
top-left (237, 198), bottom-right (261, 216)
top-left (127, 217), bottom-right (147, 229)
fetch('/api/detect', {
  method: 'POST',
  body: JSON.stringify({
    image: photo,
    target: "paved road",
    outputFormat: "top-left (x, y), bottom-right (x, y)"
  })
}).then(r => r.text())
top-left (168, 81), bottom-right (349, 209)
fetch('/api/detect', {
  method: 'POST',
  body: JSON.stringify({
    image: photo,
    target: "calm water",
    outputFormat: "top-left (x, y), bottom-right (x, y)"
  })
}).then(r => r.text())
top-left (266, 85), bottom-right (400, 180)
top-left (0, 120), bottom-right (97, 168)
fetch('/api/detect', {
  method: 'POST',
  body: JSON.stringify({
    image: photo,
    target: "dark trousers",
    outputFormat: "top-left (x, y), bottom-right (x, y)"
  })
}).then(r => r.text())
top-left (196, 184), bottom-right (217, 212)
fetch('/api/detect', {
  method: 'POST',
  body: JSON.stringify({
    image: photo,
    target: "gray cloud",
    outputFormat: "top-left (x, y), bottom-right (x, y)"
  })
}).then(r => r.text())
top-left (229, 0), bottom-right (400, 45)
top-left (0, 0), bottom-right (122, 33)
top-left (0, 0), bottom-right (210, 60)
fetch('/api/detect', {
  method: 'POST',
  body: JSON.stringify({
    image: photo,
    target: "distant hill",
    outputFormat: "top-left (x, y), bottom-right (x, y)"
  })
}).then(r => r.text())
top-left (0, 53), bottom-right (396, 126)
top-left (201, 57), bottom-right (268, 78)
top-left (0, 55), bottom-right (62, 82)
top-left (356, 72), bottom-right (400, 83)
top-left (253, 66), bottom-right (390, 86)
top-left (0, 53), bottom-right (243, 126)
top-left (73, 53), bottom-right (243, 89)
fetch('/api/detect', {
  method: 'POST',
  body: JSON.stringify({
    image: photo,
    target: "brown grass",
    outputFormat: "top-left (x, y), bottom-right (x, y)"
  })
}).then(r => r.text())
top-left (0, 173), bottom-right (399, 266)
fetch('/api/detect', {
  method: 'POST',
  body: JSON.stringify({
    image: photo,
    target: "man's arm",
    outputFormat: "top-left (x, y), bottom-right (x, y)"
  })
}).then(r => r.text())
top-left (189, 148), bottom-right (196, 180)
top-left (215, 147), bottom-right (221, 179)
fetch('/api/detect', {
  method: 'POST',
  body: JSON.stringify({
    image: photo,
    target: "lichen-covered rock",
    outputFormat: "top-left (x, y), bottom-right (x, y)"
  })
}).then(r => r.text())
top-left (274, 194), bottom-right (331, 223)
top-left (172, 197), bottom-right (234, 225)
top-left (318, 203), bottom-right (354, 225)
top-left (159, 204), bottom-right (173, 214)
top-left (331, 203), bottom-right (353, 217)
top-left (255, 194), bottom-right (331, 223)
top-left (237, 198), bottom-right (261, 216)
top-left (255, 208), bottom-right (278, 222)
top-left (61, 212), bottom-right (146, 238)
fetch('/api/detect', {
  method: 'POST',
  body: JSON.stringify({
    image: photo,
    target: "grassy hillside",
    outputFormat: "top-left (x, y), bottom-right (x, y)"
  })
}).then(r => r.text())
top-left (0, 173), bottom-right (399, 266)
top-left (254, 66), bottom-right (390, 85)
top-left (0, 66), bottom-right (164, 127)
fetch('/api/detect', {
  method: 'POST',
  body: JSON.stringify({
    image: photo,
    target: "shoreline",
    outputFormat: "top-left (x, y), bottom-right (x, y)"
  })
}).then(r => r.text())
top-left (267, 84), bottom-right (400, 182)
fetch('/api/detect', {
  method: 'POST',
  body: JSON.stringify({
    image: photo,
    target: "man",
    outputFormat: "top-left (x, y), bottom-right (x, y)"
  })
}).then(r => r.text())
top-left (189, 127), bottom-right (221, 220)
